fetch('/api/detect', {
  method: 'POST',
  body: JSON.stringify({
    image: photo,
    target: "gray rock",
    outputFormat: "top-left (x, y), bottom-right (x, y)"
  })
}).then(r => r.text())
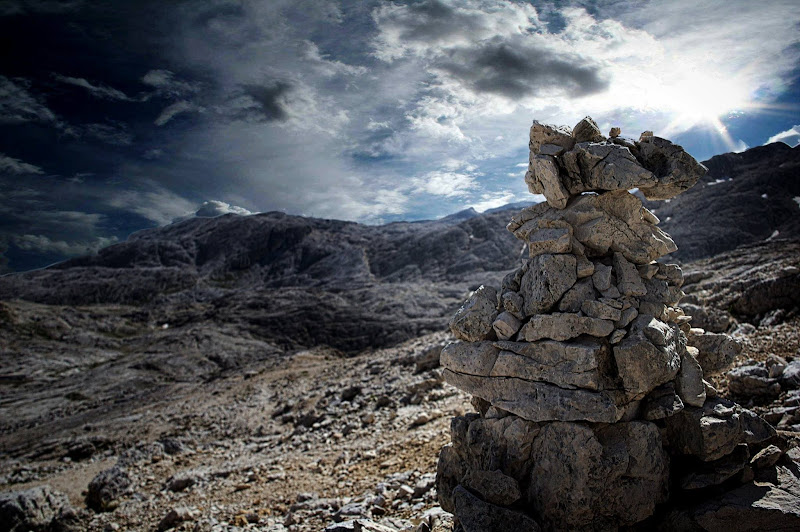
top-left (637, 262), bottom-right (659, 279)
top-left (572, 116), bottom-right (604, 143)
top-left (509, 190), bottom-right (677, 265)
top-left (573, 240), bottom-right (595, 278)
top-left (581, 300), bottom-right (622, 321)
top-left (680, 302), bottom-right (731, 333)
top-left (613, 315), bottom-right (683, 400)
top-left (528, 120), bottom-right (574, 155)
top-left (641, 277), bottom-right (683, 305)
top-left (643, 382), bottom-right (685, 420)
top-left (728, 364), bottom-right (781, 398)
top-left (86, 466), bottom-right (132, 512)
top-left (615, 306), bottom-right (639, 329)
top-left (676, 350), bottom-right (707, 407)
top-left (449, 285), bottom-right (498, 342)
top-left (501, 291), bottom-right (524, 320)
top-left (609, 328), bottom-right (626, 344)
top-left (528, 421), bottom-right (668, 530)
top-left (560, 142), bottom-right (658, 196)
top-left (557, 278), bottom-right (596, 313)
top-left (781, 360), bottom-right (800, 389)
top-left (520, 254), bottom-right (577, 317)
top-left (690, 331), bottom-right (742, 375)
top-left (670, 464), bottom-right (800, 531)
top-left (415, 344), bottom-right (443, 373)
top-left (680, 444), bottom-right (750, 490)
top-left (453, 485), bottom-right (540, 532)
top-left (526, 155), bottom-right (570, 209)
top-left (492, 337), bottom-right (612, 390)
top-left (520, 313), bottom-right (614, 342)
top-left (462, 469), bottom-right (521, 506)
top-left (750, 445), bottom-right (783, 469)
top-left (636, 136), bottom-right (707, 200)
top-left (492, 311), bottom-right (522, 341)
top-left (166, 471), bottom-right (197, 493)
top-left (440, 341), bottom-right (498, 376)
top-left (613, 252), bottom-right (647, 296)
top-left (442, 369), bottom-right (626, 423)
top-left (665, 397), bottom-right (776, 461)
top-left (656, 262), bottom-right (684, 286)
top-left (157, 507), bottom-right (194, 532)
top-left (324, 519), bottom-right (398, 532)
top-left (0, 486), bottom-right (74, 532)
top-left (522, 220), bottom-right (573, 257)
top-left (592, 263), bottom-right (612, 291)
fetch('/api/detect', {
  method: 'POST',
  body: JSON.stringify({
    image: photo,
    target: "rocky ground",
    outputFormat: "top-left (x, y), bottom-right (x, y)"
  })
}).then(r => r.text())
top-left (1, 331), bottom-right (464, 531)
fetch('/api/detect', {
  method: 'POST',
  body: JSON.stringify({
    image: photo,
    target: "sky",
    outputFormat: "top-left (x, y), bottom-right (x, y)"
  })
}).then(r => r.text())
top-left (1, 0), bottom-right (799, 272)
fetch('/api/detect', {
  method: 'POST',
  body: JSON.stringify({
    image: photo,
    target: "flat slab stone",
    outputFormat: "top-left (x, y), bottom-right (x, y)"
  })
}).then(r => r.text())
top-left (492, 337), bottom-right (612, 390)
top-left (520, 313), bottom-right (614, 342)
top-left (443, 369), bottom-right (626, 423)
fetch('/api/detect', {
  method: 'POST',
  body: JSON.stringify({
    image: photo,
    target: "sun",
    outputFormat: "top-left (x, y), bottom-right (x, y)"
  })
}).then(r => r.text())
top-left (646, 70), bottom-right (752, 151)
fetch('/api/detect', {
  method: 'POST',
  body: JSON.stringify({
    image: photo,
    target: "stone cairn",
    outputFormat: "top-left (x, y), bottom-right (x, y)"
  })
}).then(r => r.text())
top-left (436, 117), bottom-right (800, 531)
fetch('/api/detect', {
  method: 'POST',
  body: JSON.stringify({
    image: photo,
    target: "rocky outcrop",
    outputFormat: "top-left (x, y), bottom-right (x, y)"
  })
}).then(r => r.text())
top-left (436, 117), bottom-right (799, 531)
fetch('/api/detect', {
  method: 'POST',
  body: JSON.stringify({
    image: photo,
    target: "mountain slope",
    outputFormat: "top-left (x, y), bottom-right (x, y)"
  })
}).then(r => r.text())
top-left (648, 142), bottom-right (800, 261)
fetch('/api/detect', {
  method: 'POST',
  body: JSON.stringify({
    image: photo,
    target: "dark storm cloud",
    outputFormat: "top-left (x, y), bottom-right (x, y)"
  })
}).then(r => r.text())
top-left (239, 82), bottom-right (292, 122)
top-left (439, 41), bottom-right (609, 98)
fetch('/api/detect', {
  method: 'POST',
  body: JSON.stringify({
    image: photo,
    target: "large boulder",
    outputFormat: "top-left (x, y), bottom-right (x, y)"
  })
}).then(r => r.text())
top-left (528, 421), bottom-right (669, 530)
top-left (0, 486), bottom-right (76, 532)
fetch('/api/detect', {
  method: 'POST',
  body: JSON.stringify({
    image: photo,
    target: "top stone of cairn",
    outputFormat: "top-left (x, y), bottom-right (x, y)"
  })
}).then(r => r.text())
top-left (526, 116), bottom-right (707, 208)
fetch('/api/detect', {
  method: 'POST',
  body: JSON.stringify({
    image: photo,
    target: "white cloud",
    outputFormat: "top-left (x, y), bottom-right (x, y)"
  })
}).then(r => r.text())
top-left (154, 100), bottom-right (202, 126)
top-left (141, 69), bottom-right (201, 98)
top-left (12, 234), bottom-right (118, 255)
top-left (469, 191), bottom-right (519, 213)
top-left (194, 200), bottom-right (253, 217)
top-left (53, 74), bottom-right (132, 101)
top-left (0, 153), bottom-right (44, 175)
top-left (411, 170), bottom-right (477, 197)
top-left (108, 183), bottom-right (197, 226)
top-left (767, 125), bottom-right (800, 147)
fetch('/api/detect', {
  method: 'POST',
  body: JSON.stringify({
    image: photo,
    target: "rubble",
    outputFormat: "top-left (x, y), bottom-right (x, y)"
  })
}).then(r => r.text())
top-left (436, 117), bottom-right (800, 530)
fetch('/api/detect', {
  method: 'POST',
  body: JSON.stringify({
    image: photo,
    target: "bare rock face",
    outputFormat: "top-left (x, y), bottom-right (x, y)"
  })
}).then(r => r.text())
top-left (436, 116), bottom-right (796, 531)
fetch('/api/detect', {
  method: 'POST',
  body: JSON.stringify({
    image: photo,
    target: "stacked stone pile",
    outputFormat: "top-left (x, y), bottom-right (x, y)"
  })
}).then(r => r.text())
top-left (436, 117), bottom-right (800, 531)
